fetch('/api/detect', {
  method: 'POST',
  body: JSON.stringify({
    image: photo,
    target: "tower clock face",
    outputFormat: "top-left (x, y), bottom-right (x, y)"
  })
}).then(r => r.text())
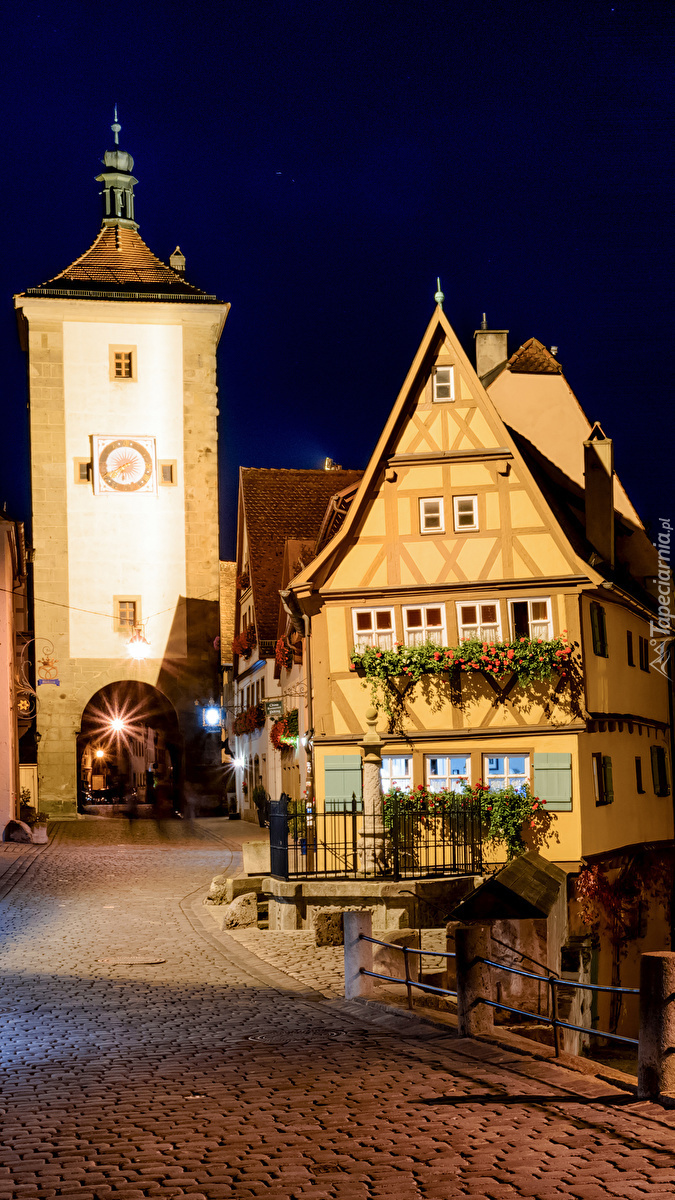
top-left (92, 435), bottom-right (157, 494)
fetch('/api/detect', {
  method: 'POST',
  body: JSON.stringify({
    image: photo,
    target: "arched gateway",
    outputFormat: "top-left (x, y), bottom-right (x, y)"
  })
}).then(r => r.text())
top-left (78, 681), bottom-right (181, 815)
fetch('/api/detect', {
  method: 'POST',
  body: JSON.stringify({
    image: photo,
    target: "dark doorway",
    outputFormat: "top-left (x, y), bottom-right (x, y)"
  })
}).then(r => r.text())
top-left (77, 681), bottom-right (181, 815)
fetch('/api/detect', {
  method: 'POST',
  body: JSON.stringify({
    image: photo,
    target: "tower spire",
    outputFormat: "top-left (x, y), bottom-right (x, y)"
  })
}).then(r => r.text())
top-left (95, 111), bottom-right (139, 230)
top-left (111, 104), bottom-right (121, 146)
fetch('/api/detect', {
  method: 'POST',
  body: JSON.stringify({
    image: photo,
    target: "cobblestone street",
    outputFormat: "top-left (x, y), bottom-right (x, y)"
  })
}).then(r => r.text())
top-left (2, 818), bottom-right (675, 1199)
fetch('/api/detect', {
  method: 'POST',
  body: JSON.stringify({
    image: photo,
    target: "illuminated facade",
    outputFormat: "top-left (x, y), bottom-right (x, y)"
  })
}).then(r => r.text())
top-left (14, 118), bottom-right (229, 817)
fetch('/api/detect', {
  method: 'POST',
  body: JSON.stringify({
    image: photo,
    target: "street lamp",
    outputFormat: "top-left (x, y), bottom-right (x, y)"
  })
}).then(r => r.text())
top-left (127, 626), bottom-right (151, 660)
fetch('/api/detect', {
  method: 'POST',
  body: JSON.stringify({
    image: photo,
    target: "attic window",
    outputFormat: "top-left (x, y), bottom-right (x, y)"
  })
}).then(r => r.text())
top-left (433, 366), bottom-right (455, 402)
top-left (420, 497), bottom-right (444, 533)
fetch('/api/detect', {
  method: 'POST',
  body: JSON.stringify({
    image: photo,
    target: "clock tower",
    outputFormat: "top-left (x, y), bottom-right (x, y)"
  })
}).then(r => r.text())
top-left (14, 115), bottom-right (229, 818)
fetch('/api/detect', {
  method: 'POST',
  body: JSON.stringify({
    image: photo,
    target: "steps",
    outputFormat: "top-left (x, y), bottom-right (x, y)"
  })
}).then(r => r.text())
top-left (257, 898), bottom-right (269, 930)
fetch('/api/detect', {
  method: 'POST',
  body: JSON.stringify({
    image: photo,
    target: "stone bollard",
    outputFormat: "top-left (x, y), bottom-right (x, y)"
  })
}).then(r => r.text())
top-left (455, 923), bottom-right (494, 1037)
top-left (638, 951), bottom-right (675, 1099)
top-left (344, 910), bottom-right (374, 1000)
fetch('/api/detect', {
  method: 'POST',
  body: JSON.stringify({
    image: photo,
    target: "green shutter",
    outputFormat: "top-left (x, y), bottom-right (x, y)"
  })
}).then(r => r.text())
top-left (590, 602), bottom-right (608, 657)
top-left (602, 756), bottom-right (614, 804)
top-left (324, 754), bottom-right (363, 812)
top-left (651, 745), bottom-right (671, 797)
top-left (533, 753), bottom-right (573, 811)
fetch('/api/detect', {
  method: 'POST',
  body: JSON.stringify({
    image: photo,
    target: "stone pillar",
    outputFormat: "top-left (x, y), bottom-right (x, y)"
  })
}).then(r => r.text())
top-left (344, 910), bottom-right (374, 999)
top-left (638, 951), bottom-right (675, 1099)
top-left (357, 706), bottom-right (387, 873)
top-left (455, 923), bottom-right (494, 1037)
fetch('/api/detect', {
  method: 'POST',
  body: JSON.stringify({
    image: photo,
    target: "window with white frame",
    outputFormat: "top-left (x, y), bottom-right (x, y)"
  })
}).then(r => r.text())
top-left (352, 607), bottom-right (395, 650)
top-left (483, 754), bottom-right (529, 793)
top-left (420, 497), bottom-right (444, 533)
top-left (426, 755), bottom-right (470, 793)
top-left (380, 756), bottom-right (413, 792)
top-left (453, 495), bottom-right (479, 532)
top-left (457, 600), bottom-right (501, 643)
top-left (510, 598), bottom-right (552, 640)
top-left (403, 604), bottom-right (446, 647)
top-left (433, 365), bottom-right (455, 402)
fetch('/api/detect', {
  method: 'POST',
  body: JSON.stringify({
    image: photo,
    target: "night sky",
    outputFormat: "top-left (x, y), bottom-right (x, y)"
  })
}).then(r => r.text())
top-left (2, 1), bottom-right (673, 558)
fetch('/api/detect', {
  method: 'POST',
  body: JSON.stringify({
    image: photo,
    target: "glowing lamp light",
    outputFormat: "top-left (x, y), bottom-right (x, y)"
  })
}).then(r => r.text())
top-left (200, 700), bottom-right (224, 730)
top-left (233, 756), bottom-right (246, 769)
top-left (127, 626), bottom-right (151, 660)
top-left (95, 748), bottom-right (105, 759)
top-left (110, 717), bottom-right (126, 733)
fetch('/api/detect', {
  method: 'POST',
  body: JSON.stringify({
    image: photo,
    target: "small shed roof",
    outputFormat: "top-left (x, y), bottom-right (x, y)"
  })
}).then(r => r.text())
top-left (451, 851), bottom-right (566, 920)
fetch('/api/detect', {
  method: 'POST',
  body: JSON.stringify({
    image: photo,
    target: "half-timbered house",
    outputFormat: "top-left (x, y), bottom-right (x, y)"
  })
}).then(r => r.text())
top-left (285, 305), bottom-right (672, 880)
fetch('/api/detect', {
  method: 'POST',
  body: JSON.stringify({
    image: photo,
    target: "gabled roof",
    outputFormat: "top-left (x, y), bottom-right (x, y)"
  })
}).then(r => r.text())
top-left (508, 337), bottom-right (563, 374)
top-left (240, 468), bottom-right (364, 642)
top-left (287, 306), bottom-right (599, 597)
top-left (19, 225), bottom-right (218, 303)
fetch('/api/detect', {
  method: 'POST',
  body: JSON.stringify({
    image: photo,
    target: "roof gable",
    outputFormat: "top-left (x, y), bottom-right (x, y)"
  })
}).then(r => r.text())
top-left (289, 307), bottom-right (592, 596)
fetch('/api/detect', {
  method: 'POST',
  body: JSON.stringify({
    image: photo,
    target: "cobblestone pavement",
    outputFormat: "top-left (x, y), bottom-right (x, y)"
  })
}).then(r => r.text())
top-left (226, 929), bottom-right (447, 1001)
top-left (2, 817), bottom-right (675, 1199)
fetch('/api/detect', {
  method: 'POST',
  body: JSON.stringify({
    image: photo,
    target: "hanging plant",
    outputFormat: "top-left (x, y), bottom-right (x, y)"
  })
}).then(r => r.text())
top-left (270, 708), bottom-right (299, 751)
top-left (350, 634), bottom-right (574, 731)
top-left (232, 626), bottom-right (257, 659)
top-left (232, 703), bottom-right (266, 737)
top-left (275, 637), bottom-right (294, 671)
top-left (381, 781), bottom-right (547, 860)
top-left (236, 570), bottom-right (250, 591)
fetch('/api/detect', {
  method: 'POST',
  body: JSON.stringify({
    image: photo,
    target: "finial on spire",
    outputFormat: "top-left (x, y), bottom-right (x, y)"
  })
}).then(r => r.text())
top-left (481, 312), bottom-right (488, 330)
top-left (111, 104), bottom-right (121, 146)
top-left (434, 277), bottom-right (444, 309)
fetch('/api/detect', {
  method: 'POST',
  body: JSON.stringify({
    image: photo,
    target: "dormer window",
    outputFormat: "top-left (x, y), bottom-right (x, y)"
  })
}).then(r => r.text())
top-left (433, 366), bottom-right (455, 402)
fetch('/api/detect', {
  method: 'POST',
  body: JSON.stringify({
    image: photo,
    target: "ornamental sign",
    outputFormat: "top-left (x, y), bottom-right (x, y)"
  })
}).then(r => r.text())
top-left (265, 699), bottom-right (283, 719)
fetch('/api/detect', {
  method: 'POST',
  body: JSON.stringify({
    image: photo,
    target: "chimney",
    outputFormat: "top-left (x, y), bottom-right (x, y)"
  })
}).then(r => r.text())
top-left (584, 423), bottom-right (615, 569)
top-left (170, 245), bottom-right (186, 273)
top-left (474, 314), bottom-right (508, 380)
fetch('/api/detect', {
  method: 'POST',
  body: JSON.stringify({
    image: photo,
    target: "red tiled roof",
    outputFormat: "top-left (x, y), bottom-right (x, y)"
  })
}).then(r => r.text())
top-left (22, 225), bottom-right (216, 300)
top-left (240, 468), bottom-right (363, 642)
top-left (508, 338), bottom-right (562, 374)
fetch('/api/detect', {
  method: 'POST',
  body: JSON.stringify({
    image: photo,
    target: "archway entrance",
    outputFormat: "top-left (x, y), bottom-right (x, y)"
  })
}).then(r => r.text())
top-left (77, 681), bottom-right (182, 815)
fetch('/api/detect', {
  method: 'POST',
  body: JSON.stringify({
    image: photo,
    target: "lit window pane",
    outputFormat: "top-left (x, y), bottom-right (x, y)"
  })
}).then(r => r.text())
top-left (531, 602), bottom-right (548, 621)
top-left (426, 608), bottom-right (442, 627)
top-left (356, 612), bottom-right (373, 631)
top-left (461, 606), bottom-right (477, 626)
top-left (481, 604), bottom-right (498, 624)
top-left (375, 611), bottom-right (392, 630)
top-left (406, 608), bottom-right (423, 628)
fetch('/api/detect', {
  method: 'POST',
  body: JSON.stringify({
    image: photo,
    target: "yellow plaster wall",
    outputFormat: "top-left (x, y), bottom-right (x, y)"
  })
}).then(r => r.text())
top-left (578, 727), bottom-right (673, 857)
top-left (582, 595), bottom-right (670, 722)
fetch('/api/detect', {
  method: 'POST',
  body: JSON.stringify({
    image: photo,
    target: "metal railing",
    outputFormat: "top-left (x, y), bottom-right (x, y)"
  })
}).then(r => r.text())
top-left (269, 794), bottom-right (482, 881)
top-left (357, 934), bottom-right (639, 1056)
top-left (359, 933), bottom-right (457, 1012)
top-left (478, 956), bottom-right (639, 1056)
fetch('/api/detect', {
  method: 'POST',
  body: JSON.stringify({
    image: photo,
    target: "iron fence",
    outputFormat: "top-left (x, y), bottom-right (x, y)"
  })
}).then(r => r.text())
top-left (269, 793), bottom-right (482, 880)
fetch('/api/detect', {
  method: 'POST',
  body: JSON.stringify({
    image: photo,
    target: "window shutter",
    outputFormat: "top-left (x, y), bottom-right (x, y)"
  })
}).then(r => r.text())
top-left (602, 756), bottom-right (614, 804)
top-left (651, 745), bottom-right (671, 797)
top-left (324, 755), bottom-right (363, 812)
top-left (590, 602), bottom-right (608, 657)
top-left (533, 753), bottom-right (573, 811)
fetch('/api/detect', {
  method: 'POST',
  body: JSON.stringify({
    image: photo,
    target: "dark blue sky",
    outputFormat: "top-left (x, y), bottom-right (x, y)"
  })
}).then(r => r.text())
top-left (2, 0), bottom-right (673, 557)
